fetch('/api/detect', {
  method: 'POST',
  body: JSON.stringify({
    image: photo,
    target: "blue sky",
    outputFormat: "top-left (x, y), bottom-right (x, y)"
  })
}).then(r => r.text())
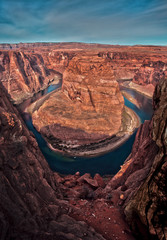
top-left (0, 0), bottom-right (167, 45)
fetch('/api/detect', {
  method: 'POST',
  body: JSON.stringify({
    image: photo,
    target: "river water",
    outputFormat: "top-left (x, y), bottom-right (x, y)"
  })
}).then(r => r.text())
top-left (19, 83), bottom-right (153, 176)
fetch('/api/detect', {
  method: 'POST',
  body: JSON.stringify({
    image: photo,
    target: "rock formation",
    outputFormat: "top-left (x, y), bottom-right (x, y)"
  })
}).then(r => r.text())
top-left (133, 60), bottom-right (167, 86)
top-left (31, 53), bottom-right (139, 156)
top-left (1, 43), bottom-right (167, 104)
top-left (33, 54), bottom-right (124, 134)
top-left (104, 77), bottom-right (167, 240)
top-left (0, 80), bottom-right (136, 240)
top-left (126, 60), bottom-right (167, 97)
top-left (0, 43), bottom-right (167, 239)
top-left (0, 81), bottom-right (107, 240)
top-left (0, 50), bottom-right (75, 103)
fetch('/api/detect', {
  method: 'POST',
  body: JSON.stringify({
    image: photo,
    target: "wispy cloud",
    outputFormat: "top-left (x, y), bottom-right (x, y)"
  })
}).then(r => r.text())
top-left (0, 0), bottom-right (166, 45)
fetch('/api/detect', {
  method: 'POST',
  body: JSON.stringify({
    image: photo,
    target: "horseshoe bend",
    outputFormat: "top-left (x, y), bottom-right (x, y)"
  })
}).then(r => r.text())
top-left (0, 42), bottom-right (167, 240)
top-left (30, 53), bottom-right (141, 156)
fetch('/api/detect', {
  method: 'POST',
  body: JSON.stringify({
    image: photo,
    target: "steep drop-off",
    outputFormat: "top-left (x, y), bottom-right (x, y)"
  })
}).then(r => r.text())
top-left (0, 81), bottom-right (107, 240)
top-left (104, 77), bottom-right (167, 240)
top-left (0, 43), bottom-right (167, 239)
top-left (0, 50), bottom-right (74, 103)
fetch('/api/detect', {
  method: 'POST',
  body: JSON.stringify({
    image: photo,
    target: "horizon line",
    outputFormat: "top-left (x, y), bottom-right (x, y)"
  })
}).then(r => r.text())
top-left (0, 41), bottom-right (167, 47)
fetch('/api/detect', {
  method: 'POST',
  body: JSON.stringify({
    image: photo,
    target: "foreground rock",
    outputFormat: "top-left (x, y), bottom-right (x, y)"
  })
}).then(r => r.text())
top-left (0, 82), bottom-right (106, 240)
top-left (104, 78), bottom-right (167, 240)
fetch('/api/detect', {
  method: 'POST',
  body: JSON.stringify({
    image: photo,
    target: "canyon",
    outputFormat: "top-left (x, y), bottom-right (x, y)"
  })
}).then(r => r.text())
top-left (0, 42), bottom-right (167, 239)
top-left (1, 43), bottom-right (167, 104)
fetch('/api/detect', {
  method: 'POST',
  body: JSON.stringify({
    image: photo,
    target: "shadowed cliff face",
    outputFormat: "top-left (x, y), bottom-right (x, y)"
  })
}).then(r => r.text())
top-left (0, 82), bottom-right (106, 240)
top-left (104, 78), bottom-right (167, 240)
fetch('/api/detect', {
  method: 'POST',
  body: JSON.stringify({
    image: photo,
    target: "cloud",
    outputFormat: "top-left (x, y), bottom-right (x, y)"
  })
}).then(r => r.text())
top-left (0, 0), bottom-right (166, 44)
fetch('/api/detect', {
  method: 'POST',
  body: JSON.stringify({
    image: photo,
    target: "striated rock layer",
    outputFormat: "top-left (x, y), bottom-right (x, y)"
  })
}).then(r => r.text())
top-left (0, 50), bottom-right (74, 103)
top-left (0, 43), bottom-right (167, 239)
top-left (31, 53), bottom-right (133, 156)
top-left (1, 43), bottom-right (167, 104)
top-left (29, 45), bottom-right (167, 155)
top-left (127, 60), bottom-right (167, 97)
top-left (33, 54), bottom-right (124, 134)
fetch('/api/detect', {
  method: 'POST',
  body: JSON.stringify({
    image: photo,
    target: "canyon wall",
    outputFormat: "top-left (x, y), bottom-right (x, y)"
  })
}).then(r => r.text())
top-left (31, 53), bottom-right (126, 156)
top-left (1, 77), bottom-right (166, 239)
top-left (0, 82), bottom-right (106, 240)
top-left (0, 43), bottom-right (167, 239)
top-left (105, 77), bottom-right (167, 240)
top-left (133, 59), bottom-right (167, 86)
top-left (0, 50), bottom-right (74, 103)
top-left (125, 77), bottom-right (167, 240)
top-left (62, 54), bottom-right (124, 133)
top-left (1, 43), bottom-right (167, 104)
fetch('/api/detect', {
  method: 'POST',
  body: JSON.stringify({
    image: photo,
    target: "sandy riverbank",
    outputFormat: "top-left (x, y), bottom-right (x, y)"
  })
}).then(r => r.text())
top-left (25, 87), bottom-right (61, 114)
top-left (121, 90), bottom-right (140, 108)
top-left (121, 81), bottom-right (154, 98)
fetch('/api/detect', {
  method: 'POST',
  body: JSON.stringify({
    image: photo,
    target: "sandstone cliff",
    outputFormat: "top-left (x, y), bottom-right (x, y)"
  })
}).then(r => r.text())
top-left (0, 43), bottom-right (167, 239)
top-left (0, 82), bottom-right (106, 240)
top-left (104, 77), bottom-right (167, 239)
top-left (1, 43), bottom-right (167, 105)
top-left (0, 50), bottom-right (74, 103)
top-left (133, 60), bottom-right (167, 86)
top-left (125, 77), bottom-right (167, 240)
top-left (31, 53), bottom-right (129, 156)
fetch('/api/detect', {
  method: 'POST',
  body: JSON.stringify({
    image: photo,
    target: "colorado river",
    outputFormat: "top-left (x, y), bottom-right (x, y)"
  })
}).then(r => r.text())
top-left (19, 83), bottom-right (153, 176)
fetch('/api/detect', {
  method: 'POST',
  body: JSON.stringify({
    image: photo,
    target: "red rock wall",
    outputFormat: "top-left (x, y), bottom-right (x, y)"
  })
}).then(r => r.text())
top-left (0, 81), bottom-right (106, 240)
top-left (104, 77), bottom-right (167, 240)
top-left (0, 50), bottom-right (74, 103)
top-left (1, 44), bottom-right (167, 104)
top-left (133, 59), bottom-right (167, 86)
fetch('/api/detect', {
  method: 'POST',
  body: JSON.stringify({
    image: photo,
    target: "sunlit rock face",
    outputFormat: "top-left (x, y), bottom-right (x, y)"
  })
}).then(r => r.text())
top-left (61, 54), bottom-right (124, 134)
top-left (31, 53), bottom-right (125, 156)
top-left (1, 43), bottom-right (167, 104)
top-left (0, 50), bottom-right (73, 103)
top-left (0, 43), bottom-right (167, 239)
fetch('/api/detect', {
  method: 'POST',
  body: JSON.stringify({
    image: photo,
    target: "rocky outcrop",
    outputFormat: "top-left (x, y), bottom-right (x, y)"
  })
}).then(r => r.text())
top-left (98, 51), bottom-right (144, 80)
top-left (1, 43), bottom-right (167, 239)
top-left (31, 53), bottom-right (130, 155)
top-left (104, 77), bottom-right (167, 239)
top-left (0, 82), bottom-right (106, 240)
top-left (125, 77), bottom-right (167, 240)
top-left (0, 80), bottom-right (136, 240)
top-left (129, 60), bottom-right (167, 97)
